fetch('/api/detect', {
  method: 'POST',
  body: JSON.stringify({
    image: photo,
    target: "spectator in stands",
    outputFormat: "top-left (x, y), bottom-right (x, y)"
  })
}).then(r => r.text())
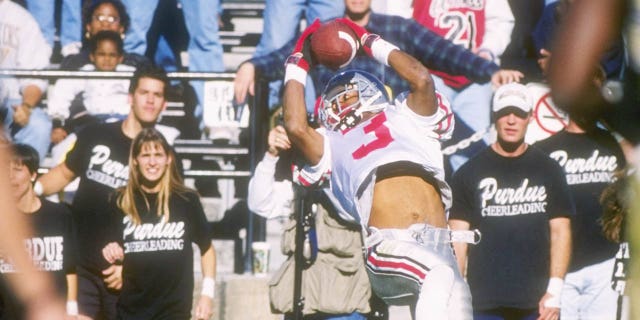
top-left (449, 83), bottom-right (574, 320)
top-left (248, 125), bottom-right (370, 319)
top-left (60, 0), bottom-right (152, 71)
top-left (499, 0), bottom-right (546, 80)
top-left (34, 66), bottom-right (170, 320)
top-left (0, 0), bottom-right (53, 163)
top-left (548, 1), bottom-right (640, 314)
top-left (24, 0), bottom-right (83, 57)
top-left (1, 143), bottom-right (79, 319)
top-left (251, 0), bottom-right (345, 109)
top-left (48, 30), bottom-right (135, 146)
top-left (412, 0), bottom-right (516, 171)
top-left (121, 0), bottom-right (224, 132)
top-left (0, 129), bottom-right (68, 320)
top-left (233, 0), bottom-right (522, 116)
top-left (101, 127), bottom-right (216, 320)
top-left (535, 115), bottom-right (626, 319)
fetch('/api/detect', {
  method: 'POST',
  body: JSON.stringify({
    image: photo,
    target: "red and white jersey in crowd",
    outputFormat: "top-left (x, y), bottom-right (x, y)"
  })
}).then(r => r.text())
top-left (298, 92), bottom-right (455, 225)
top-left (413, 0), bottom-right (514, 89)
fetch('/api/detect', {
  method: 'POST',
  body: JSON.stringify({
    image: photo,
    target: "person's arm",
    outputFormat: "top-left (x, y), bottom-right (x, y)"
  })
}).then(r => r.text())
top-left (12, 84), bottom-right (44, 127)
top-left (36, 163), bottom-right (77, 196)
top-left (102, 240), bottom-right (123, 291)
top-left (340, 18), bottom-right (437, 116)
top-left (479, 0), bottom-right (515, 63)
top-left (233, 37), bottom-right (298, 105)
top-left (13, 13), bottom-right (51, 128)
top-left (448, 219), bottom-right (471, 276)
top-left (233, 62), bottom-right (256, 104)
top-left (537, 216), bottom-right (571, 320)
top-left (102, 243), bottom-right (123, 291)
top-left (388, 49), bottom-right (437, 116)
top-left (247, 126), bottom-right (293, 218)
top-left (65, 274), bottom-right (78, 317)
top-left (194, 246), bottom-right (216, 320)
top-left (282, 21), bottom-right (325, 165)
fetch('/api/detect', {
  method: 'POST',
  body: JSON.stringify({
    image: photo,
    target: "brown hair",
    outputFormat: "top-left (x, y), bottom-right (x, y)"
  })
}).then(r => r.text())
top-left (600, 168), bottom-right (634, 243)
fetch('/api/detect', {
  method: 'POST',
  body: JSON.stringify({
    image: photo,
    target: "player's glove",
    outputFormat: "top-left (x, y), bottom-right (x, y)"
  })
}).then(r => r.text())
top-left (335, 18), bottom-right (398, 66)
top-left (284, 19), bottom-right (322, 86)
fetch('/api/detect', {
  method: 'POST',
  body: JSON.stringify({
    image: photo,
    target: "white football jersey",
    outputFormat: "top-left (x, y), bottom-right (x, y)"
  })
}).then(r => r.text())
top-left (300, 92), bottom-right (455, 225)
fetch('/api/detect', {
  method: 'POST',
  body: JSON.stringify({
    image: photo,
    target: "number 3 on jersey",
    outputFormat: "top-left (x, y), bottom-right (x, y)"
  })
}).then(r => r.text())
top-left (352, 113), bottom-right (393, 159)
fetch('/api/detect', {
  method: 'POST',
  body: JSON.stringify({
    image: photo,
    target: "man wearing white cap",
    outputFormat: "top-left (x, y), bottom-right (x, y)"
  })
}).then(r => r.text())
top-left (448, 83), bottom-right (575, 320)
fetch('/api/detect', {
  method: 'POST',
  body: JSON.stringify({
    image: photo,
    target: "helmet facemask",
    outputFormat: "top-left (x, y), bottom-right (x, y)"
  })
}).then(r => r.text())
top-left (319, 71), bottom-right (389, 131)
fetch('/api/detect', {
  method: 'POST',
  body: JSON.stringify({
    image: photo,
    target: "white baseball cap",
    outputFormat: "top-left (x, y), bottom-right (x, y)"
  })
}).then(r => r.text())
top-left (492, 83), bottom-right (533, 113)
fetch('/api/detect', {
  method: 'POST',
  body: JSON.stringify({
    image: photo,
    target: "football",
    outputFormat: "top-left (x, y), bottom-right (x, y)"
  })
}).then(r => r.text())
top-left (310, 20), bottom-right (359, 70)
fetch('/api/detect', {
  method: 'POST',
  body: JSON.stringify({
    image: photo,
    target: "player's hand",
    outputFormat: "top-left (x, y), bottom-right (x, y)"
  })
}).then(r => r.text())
top-left (101, 264), bottom-right (123, 290)
top-left (267, 125), bottom-right (291, 156)
top-left (335, 18), bottom-right (379, 57)
top-left (537, 292), bottom-right (560, 320)
top-left (234, 63), bottom-right (256, 104)
top-left (12, 102), bottom-right (32, 127)
top-left (285, 18), bottom-right (322, 72)
top-left (102, 242), bottom-right (124, 264)
top-left (335, 18), bottom-right (397, 65)
top-left (193, 295), bottom-right (213, 320)
top-left (491, 69), bottom-right (524, 87)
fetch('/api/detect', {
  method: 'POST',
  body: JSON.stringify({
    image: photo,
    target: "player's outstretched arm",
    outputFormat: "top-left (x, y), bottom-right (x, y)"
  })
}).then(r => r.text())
top-left (282, 20), bottom-right (324, 165)
top-left (387, 49), bottom-right (437, 117)
top-left (337, 18), bottom-right (437, 117)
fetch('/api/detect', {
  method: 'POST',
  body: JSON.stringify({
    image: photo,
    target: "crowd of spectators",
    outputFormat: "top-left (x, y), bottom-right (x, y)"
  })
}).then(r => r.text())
top-left (0, 0), bottom-right (637, 319)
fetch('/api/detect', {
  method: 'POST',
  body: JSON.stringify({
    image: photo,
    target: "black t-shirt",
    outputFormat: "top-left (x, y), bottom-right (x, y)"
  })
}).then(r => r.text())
top-left (0, 199), bottom-right (76, 319)
top-left (535, 129), bottom-right (626, 270)
top-left (107, 191), bottom-right (211, 320)
top-left (65, 121), bottom-right (131, 273)
top-left (450, 146), bottom-right (575, 310)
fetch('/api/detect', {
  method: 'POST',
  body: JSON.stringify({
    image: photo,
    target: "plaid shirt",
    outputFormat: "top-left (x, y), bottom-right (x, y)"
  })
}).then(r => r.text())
top-left (249, 12), bottom-right (500, 99)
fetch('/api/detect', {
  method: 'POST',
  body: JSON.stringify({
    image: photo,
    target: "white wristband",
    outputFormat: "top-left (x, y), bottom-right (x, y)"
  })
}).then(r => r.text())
top-left (33, 181), bottom-right (44, 196)
top-left (284, 64), bottom-right (308, 86)
top-left (371, 38), bottom-right (399, 66)
top-left (546, 277), bottom-right (564, 296)
top-left (66, 300), bottom-right (78, 316)
top-left (201, 277), bottom-right (215, 299)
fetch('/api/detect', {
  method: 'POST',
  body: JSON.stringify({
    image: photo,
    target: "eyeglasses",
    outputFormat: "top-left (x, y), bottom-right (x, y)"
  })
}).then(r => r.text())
top-left (92, 15), bottom-right (120, 24)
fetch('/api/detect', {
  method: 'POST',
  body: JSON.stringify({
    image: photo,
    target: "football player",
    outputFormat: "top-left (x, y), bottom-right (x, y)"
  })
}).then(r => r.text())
top-left (282, 20), bottom-right (478, 319)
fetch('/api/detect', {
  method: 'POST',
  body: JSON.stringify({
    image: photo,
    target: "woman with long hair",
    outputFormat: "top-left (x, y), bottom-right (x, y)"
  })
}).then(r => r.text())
top-left (102, 128), bottom-right (216, 320)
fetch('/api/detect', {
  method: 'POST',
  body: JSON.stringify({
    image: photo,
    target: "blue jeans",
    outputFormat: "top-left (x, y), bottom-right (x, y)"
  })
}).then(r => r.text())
top-left (253, 0), bottom-right (344, 111)
top-left (25, 0), bottom-right (82, 49)
top-left (432, 75), bottom-right (493, 172)
top-left (123, 0), bottom-right (224, 129)
top-left (2, 99), bottom-right (52, 163)
top-left (561, 258), bottom-right (619, 320)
